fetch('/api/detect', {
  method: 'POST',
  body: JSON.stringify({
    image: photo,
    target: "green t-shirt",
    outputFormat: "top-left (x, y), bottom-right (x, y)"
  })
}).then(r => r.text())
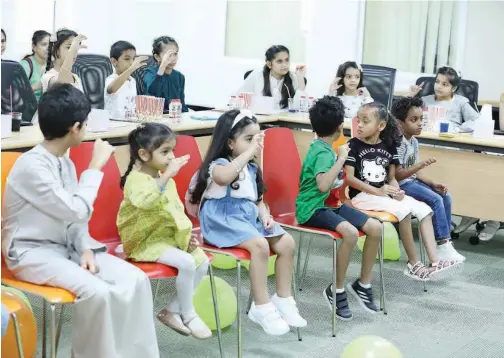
top-left (20, 55), bottom-right (45, 101)
top-left (295, 139), bottom-right (344, 224)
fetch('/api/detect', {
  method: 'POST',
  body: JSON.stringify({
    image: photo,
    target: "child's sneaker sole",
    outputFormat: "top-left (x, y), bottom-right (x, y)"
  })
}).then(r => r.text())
top-left (429, 261), bottom-right (464, 281)
top-left (403, 269), bottom-right (431, 282)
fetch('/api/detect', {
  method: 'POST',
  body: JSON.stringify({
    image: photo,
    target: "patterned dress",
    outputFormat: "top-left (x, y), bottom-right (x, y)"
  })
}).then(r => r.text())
top-left (117, 171), bottom-right (206, 265)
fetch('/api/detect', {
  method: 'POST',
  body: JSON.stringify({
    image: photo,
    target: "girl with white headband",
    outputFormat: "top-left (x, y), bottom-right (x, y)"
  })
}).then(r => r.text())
top-left (187, 109), bottom-right (307, 336)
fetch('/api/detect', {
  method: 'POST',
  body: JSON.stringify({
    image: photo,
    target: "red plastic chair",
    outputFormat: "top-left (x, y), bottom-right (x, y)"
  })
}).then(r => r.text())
top-left (173, 136), bottom-right (302, 356)
top-left (262, 128), bottom-right (386, 334)
top-left (70, 142), bottom-right (224, 357)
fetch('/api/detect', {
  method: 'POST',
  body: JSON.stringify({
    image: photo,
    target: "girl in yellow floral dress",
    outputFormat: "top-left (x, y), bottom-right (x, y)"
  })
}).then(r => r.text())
top-left (116, 123), bottom-right (211, 339)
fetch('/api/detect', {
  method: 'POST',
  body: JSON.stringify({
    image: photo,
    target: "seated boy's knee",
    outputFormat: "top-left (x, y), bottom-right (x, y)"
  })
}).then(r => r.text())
top-left (337, 222), bottom-right (359, 243)
top-left (250, 238), bottom-right (270, 258)
top-left (366, 219), bottom-right (382, 239)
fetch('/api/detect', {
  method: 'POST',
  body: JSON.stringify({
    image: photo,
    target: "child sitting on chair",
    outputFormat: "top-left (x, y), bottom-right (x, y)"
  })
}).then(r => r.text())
top-left (104, 41), bottom-right (148, 119)
top-left (296, 96), bottom-right (382, 320)
top-left (188, 109), bottom-right (307, 336)
top-left (393, 96), bottom-right (465, 262)
top-left (117, 123), bottom-right (211, 339)
top-left (1, 84), bottom-right (159, 358)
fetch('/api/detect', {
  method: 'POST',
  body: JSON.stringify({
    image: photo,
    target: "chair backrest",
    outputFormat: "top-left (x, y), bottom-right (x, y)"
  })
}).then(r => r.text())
top-left (1, 60), bottom-right (38, 122)
top-left (1, 152), bottom-right (21, 201)
top-left (173, 135), bottom-right (204, 225)
top-left (416, 76), bottom-right (479, 110)
top-left (131, 55), bottom-right (156, 95)
top-left (69, 143), bottom-right (123, 243)
top-left (262, 127), bottom-right (302, 216)
top-left (362, 64), bottom-right (397, 109)
top-left (72, 54), bottom-right (113, 109)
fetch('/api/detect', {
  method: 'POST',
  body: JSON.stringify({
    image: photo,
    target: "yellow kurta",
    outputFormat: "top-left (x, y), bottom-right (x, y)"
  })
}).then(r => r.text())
top-left (117, 171), bottom-right (206, 265)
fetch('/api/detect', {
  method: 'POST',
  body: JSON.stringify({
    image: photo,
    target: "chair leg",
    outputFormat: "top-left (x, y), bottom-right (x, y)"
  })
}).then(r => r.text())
top-left (236, 260), bottom-right (242, 358)
top-left (291, 270), bottom-right (302, 341)
top-left (332, 239), bottom-right (337, 337)
top-left (50, 304), bottom-right (57, 358)
top-left (55, 305), bottom-right (65, 352)
top-left (300, 237), bottom-right (313, 291)
top-left (11, 312), bottom-right (24, 358)
top-left (417, 225), bottom-right (427, 292)
top-left (153, 279), bottom-right (161, 304)
top-left (378, 227), bottom-right (387, 315)
top-left (42, 300), bottom-right (47, 358)
top-left (295, 233), bottom-right (304, 290)
top-left (208, 263), bottom-right (224, 358)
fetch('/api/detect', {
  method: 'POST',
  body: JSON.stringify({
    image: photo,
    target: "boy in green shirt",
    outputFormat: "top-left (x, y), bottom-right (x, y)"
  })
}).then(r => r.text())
top-left (296, 96), bottom-right (382, 320)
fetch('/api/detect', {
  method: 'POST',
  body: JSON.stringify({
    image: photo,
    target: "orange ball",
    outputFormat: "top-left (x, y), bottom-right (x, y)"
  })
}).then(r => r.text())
top-left (1, 290), bottom-right (37, 358)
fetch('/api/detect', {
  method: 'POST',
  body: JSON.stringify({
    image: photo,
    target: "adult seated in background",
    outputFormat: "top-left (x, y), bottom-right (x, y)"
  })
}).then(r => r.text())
top-left (236, 45), bottom-right (307, 111)
top-left (2, 84), bottom-right (160, 358)
top-left (20, 30), bottom-right (51, 101)
top-left (1, 29), bottom-right (6, 56)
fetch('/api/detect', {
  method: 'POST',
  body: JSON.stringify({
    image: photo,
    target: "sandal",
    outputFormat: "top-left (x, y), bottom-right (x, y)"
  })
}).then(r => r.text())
top-left (157, 309), bottom-right (191, 336)
top-left (428, 259), bottom-right (463, 281)
top-left (403, 261), bottom-right (431, 281)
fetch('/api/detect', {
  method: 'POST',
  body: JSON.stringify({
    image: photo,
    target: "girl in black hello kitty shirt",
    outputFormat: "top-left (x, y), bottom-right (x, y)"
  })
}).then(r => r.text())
top-left (345, 103), bottom-right (462, 281)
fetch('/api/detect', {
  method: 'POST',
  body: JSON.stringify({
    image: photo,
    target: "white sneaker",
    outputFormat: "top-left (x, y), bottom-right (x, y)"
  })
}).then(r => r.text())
top-left (437, 242), bottom-right (466, 262)
top-left (270, 294), bottom-right (307, 327)
top-left (453, 217), bottom-right (478, 234)
top-left (479, 221), bottom-right (501, 241)
top-left (248, 302), bottom-right (290, 336)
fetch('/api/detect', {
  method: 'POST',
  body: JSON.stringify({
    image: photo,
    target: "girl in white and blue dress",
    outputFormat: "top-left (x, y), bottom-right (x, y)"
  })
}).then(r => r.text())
top-left (188, 109), bottom-right (307, 336)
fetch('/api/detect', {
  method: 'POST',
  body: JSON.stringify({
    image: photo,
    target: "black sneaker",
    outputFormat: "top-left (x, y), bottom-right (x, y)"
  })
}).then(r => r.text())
top-left (323, 284), bottom-right (353, 321)
top-left (347, 280), bottom-right (379, 314)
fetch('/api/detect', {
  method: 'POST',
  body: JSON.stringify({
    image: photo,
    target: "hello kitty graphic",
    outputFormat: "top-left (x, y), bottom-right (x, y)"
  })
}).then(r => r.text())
top-left (361, 157), bottom-right (389, 185)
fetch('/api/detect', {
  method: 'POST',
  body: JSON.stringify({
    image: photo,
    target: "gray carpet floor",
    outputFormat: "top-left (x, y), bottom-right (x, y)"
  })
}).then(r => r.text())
top-left (22, 218), bottom-right (504, 357)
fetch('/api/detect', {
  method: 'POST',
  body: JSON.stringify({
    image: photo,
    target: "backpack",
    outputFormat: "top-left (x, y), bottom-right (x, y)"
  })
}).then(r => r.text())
top-left (184, 171), bottom-right (209, 219)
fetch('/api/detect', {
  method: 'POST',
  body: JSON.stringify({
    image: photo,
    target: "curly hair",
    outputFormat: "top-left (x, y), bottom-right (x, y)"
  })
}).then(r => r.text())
top-left (309, 95), bottom-right (345, 137)
top-left (391, 96), bottom-right (424, 122)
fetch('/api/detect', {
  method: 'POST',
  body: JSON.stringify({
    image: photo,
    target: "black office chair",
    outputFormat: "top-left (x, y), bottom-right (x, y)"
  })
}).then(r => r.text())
top-left (72, 54), bottom-right (113, 109)
top-left (131, 55), bottom-right (158, 95)
top-left (1, 60), bottom-right (38, 123)
top-left (415, 77), bottom-right (479, 110)
top-left (362, 64), bottom-right (397, 109)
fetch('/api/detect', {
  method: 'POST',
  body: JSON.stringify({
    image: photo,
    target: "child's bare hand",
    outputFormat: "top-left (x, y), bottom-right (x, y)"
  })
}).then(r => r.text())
top-left (188, 235), bottom-right (200, 252)
top-left (262, 215), bottom-right (275, 232)
top-left (165, 155), bottom-right (190, 178)
top-left (329, 77), bottom-right (342, 94)
top-left (357, 87), bottom-right (371, 98)
top-left (419, 158), bottom-right (436, 169)
top-left (408, 82), bottom-right (424, 96)
top-left (392, 190), bottom-right (405, 201)
top-left (131, 56), bottom-right (149, 71)
top-left (160, 49), bottom-right (176, 68)
top-left (80, 249), bottom-right (99, 274)
top-left (337, 144), bottom-right (349, 160)
top-left (378, 184), bottom-right (399, 197)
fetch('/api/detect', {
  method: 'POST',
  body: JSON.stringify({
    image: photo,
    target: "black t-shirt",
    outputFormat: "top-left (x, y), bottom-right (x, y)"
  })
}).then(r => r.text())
top-left (345, 138), bottom-right (400, 199)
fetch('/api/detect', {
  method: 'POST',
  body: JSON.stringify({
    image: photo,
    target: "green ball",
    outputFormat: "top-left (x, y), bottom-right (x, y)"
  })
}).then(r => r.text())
top-left (1, 285), bottom-right (33, 311)
top-left (242, 255), bottom-right (276, 276)
top-left (341, 335), bottom-right (403, 358)
top-left (210, 253), bottom-right (237, 270)
top-left (357, 222), bottom-right (401, 261)
top-left (193, 276), bottom-right (237, 331)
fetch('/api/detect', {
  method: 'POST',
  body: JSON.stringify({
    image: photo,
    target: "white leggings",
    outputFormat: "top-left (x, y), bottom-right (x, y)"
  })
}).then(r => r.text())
top-left (157, 247), bottom-right (209, 319)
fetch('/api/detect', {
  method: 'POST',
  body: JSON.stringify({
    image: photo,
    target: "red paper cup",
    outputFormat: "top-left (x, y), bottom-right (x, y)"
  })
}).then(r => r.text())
top-left (240, 92), bottom-right (255, 109)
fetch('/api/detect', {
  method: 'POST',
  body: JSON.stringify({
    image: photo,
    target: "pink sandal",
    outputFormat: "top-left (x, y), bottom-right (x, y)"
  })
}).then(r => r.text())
top-left (428, 259), bottom-right (463, 281)
top-left (403, 261), bottom-right (431, 281)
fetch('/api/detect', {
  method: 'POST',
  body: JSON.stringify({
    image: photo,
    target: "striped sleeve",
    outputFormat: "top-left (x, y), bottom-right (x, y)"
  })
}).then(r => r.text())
top-left (345, 143), bottom-right (357, 167)
top-left (389, 145), bottom-right (400, 165)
